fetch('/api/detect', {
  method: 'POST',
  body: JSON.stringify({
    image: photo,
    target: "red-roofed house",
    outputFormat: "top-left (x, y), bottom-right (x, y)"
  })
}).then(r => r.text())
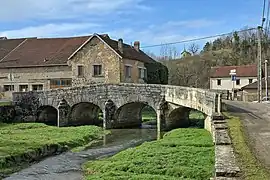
top-left (0, 34), bottom-right (165, 100)
top-left (210, 64), bottom-right (258, 91)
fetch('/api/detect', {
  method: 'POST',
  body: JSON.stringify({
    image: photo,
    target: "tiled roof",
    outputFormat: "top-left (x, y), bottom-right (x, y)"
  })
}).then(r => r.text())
top-left (0, 38), bottom-right (26, 60)
top-left (99, 35), bottom-right (155, 63)
top-left (0, 36), bottom-right (91, 67)
top-left (0, 34), bottom-right (155, 68)
top-left (210, 64), bottom-right (257, 78)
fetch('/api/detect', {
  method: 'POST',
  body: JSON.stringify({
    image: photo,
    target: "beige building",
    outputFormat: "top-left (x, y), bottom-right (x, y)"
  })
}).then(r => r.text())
top-left (210, 64), bottom-right (258, 91)
top-left (0, 34), bottom-right (157, 100)
top-left (240, 77), bottom-right (270, 101)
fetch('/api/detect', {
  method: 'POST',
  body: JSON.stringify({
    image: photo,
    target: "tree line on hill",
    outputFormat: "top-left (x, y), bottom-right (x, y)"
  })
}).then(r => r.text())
top-left (146, 27), bottom-right (270, 89)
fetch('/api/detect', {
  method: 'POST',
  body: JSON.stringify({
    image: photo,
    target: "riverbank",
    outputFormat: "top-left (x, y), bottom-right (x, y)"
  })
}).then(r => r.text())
top-left (225, 112), bottom-right (270, 180)
top-left (83, 128), bottom-right (214, 179)
top-left (0, 101), bottom-right (11, 106)
top-left (4, 129), bottom-right (157, 180)
top-left (0, 123), bottom-right (106, 177)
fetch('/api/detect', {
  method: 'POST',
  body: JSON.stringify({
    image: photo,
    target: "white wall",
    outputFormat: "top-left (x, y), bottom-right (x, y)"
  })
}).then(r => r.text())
top-left (210, 76), bottom-right (257, 90)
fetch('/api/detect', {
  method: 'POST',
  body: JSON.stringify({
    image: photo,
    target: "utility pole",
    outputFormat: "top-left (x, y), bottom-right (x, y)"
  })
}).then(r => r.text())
top-left (265, 59), bottom-right (268, 99)
top-left (257, 26), bottom-right (263, 102)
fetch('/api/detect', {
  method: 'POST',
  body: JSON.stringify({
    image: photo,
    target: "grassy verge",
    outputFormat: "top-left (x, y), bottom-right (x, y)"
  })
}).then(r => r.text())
top-left (189, 110), bottom-right (205, 128)
top-left (225, 112), bottom-right (270, 180)
top-left (83, 128), bottom-right (214, 180)
top-left (0, 123), bottom-right (106, 175)
top-left (141, 108), bottom-right (156, 122)
top-left (0, 101), bottom-right (11, 106)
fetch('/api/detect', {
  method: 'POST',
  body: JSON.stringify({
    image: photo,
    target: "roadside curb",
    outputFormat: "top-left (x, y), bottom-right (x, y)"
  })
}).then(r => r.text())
top-left (211, 114), bottom-right (240, 179)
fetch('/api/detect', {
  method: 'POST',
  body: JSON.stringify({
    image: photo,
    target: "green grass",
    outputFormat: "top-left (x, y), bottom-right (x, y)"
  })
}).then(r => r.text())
top-left (225, 112), bottom-right (270, 180)
top-left (0, 101), bottom-right (11, 106)
top-left (189, 111), bottom-right (204, 120)
top-left (0, 123), bottom-right (106, 175)
top-left (189, 111), bottom-right (205, 128)
top-left (141, 109), bottom-right (156, 122)
top-left (83, 128), bottom-right (214, 180)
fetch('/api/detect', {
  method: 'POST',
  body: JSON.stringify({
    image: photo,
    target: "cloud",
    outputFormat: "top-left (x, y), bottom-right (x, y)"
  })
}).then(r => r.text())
top-left (0, 0), bottom-right (150, 21)
top-left (106, 19), bottom-right (222, 46)
top-left (0, 23), bottom-right (101, 38)
top-left (165, 19), bottom-right (223, 29)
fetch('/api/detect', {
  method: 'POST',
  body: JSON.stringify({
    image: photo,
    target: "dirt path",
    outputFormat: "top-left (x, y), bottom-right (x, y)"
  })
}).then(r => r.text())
top-left (224, 100), bottom-right (270, 171)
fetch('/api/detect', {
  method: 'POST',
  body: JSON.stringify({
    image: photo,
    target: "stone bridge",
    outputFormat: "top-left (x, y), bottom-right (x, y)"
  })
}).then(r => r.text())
top-left (12, 83), bottom-right (221, 133)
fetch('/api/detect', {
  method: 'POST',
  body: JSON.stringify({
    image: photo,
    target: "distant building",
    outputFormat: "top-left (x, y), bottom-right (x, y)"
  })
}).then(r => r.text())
top-left (0, 34), bottom-right (161, 100)
top-left (180, 48), bottom-right (191, 58)
top-left (210, 64), bottom-right (258, 91)
top-left (240, 76), bottom-right (270, 101)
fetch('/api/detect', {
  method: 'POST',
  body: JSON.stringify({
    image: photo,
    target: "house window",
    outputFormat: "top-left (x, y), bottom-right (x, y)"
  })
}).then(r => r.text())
top-left (50, 79), bottom-right (72, 89)
top-left (93, 65), bottom-right (102, 76)
top-left (125, 65), bottom-right (132, 78)
top-left (77, 65), bottom-right (84, 77)
top-left (32, 84), bottom-right (43, 91)
top-left (3, 85), bottom-right (14, 92)
top-left (19, 85), bottom-right (28, 92)
top-left (249, 79), bottom-right (253, 84)
top-left (138, 67), bottom-right (147, 79)
top-left (217, 79), bottom-right (221, 86)
top-left (236, 79), bottom-right (240, 85)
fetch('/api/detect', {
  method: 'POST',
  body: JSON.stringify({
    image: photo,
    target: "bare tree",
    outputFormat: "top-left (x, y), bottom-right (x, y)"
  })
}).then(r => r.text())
top-left (159, 44), bottom-right (180, 60)
top-left (188, 43), bottom-right (200, 55)
top-left (145, 51), bottom-right (158, 60)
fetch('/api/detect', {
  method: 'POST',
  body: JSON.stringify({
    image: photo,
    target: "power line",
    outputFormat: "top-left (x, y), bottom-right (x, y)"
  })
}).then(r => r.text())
top-left (141, 27), bottom-right (257, 49)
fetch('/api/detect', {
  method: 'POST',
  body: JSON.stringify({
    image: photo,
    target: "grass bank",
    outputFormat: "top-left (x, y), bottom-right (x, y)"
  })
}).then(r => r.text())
top-left (0, 101), bottom-right (11, 106)
top-left (189, 110), bottom-right (205, 128)
top-left (83, 128), bottom-right (214, 180)
top-left (225, 112), bottom-right (270, 180)
top-left (0, 123), bottom-right (107, 176)
top-left (141, 108), bottom-right (156, 122)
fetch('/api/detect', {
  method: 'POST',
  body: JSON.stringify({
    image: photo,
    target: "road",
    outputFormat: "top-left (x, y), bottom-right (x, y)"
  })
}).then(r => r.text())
top-left (224, 100), bottom-right (270, 170)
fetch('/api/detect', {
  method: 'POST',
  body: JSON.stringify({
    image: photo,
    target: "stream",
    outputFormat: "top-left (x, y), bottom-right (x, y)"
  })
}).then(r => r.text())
top-left (4, 127), bottom-right (158, 180)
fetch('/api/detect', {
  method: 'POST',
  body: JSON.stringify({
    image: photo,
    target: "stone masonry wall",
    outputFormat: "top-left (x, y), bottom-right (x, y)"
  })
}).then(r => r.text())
top-left (12, 83), bottom-right (219, 120)
top-left (70, 36), bottom-right (121, 86)
top-left (121, 59), bottom-right (146, 84)
top-left (210, 114), bottom-right (241, 179)
top-left (0, 65), bottom-right (71, 99)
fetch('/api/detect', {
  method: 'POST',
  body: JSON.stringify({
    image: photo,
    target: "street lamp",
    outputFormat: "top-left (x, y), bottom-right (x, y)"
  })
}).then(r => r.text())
top-left (229, 69), bottom-right (236, 100)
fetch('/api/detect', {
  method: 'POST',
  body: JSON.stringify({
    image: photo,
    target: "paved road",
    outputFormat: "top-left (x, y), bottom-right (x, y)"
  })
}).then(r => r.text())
top-left (224, 100), bottom-right (270, 170)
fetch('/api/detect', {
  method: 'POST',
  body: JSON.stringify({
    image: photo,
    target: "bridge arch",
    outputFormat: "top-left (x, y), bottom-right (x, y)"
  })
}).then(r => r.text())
top-left (36, 105), bottom-right (58, 126)
top-left (68, 102), bottom-right (103, 126)
top-left (113, 101), bottom-right (157, 129)
top-left (166, 106), bottom-right (191, 130)
top-left (188, 110), bottom-right (206, 128)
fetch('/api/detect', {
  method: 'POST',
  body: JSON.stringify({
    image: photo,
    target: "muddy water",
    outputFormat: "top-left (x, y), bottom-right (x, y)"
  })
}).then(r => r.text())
top-left (4, 128), bottom-right (158, 180)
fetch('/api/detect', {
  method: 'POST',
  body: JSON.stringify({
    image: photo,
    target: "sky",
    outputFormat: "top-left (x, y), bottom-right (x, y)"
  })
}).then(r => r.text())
top-left (0, 0), bottom-right (264, 56)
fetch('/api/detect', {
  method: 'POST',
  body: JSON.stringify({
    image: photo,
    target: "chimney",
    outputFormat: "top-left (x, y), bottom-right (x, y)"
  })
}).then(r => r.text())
top-left (118, 38), bottom-right (123, 53)
top-left (134, 41), bottom-right (140, 51)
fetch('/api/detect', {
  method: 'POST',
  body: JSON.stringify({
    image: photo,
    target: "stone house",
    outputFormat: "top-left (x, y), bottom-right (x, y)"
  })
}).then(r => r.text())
top-left (210, 64), bottom-right (258, 92)
top-left (0, 34), bottom-right (165, 100)
top-left (240, 76), bottom-right (270, 101)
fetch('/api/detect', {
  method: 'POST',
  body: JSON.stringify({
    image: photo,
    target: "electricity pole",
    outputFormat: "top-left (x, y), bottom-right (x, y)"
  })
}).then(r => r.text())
top-left (265, 59), bottom-right (268, 99)
top-left (257, 26), bottom-right (263, 102)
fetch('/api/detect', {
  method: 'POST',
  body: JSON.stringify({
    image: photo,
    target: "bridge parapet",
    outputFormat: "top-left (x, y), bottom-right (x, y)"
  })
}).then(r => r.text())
top-left (11, 83), bottom-right (221, 129)
top-left (163, 85), bottom-right (218, 116)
